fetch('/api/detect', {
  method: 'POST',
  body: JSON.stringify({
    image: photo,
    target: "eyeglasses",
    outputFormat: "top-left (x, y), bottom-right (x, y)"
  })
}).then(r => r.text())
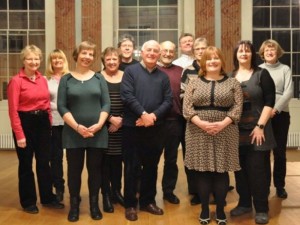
top-left (161, 49), bottom-right (175, 54)
top-left (25, 58), bottom-right (40, 62)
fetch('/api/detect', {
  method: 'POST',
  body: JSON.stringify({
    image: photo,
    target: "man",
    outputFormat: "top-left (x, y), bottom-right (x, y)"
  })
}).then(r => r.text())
top-left (173, 33), bottom-right (194, 68)
top-left (120, 40), bottom-right (173, 221)
top-left (157, 41), bottom-right (183, 204)
top-left (118, 34), bottom-right (139, 71)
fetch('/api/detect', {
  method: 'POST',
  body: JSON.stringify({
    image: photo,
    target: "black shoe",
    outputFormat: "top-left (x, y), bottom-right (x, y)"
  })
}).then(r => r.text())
top-left (68, 197), bottom-right (80, 222)
top-left (103, 194), bottom-right (114, 213)
top-left (163, 193), bottom-right (180, 204)
top-left (190, 194), bottom-right (201, 205)
top-left (111, 190), bottom-right (125, 206)
top-left (43, 199), bottom-right (65, 209)
top-left (23, 205), bottom-right (39, 214)
top-left (276, 188), bottom-right (288, 199)
top-left (56, 190), bottom-right (64, 202)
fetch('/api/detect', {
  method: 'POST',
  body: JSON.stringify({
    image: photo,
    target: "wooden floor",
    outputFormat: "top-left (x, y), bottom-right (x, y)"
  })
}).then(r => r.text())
top-left (0, 149), bottom-right (300, 225)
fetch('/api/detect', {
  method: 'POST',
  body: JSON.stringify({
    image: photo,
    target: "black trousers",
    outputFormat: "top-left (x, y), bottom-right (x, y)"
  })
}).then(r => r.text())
top-left (271, 112), bottom-right (290, 189)
top-left (101, 154), bottom-right (123, 194)
top-left (123, 125), bottom-right (164, 208)
top-left (14, 112), bottom-right (55, 208)
top-left (50, 125), bottom-right (65, 192)
top-left (162, 118), bottom-right (184, 194)
top-left (234, 146), bottom-right (271, 212)
top-left (66, 148), bottom-right (104, 197)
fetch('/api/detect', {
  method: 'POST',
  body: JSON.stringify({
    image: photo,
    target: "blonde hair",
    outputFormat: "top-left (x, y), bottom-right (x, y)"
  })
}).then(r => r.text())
top-left (72, 41), bottom-right (96, 62)
top-left (20, 45), bottom-right (43, 61)
top-left (45, 49), bottom-right (69, 78)
top-left (199, 46), bottom-right (226, 76)
top-left (258, 39), bottom-right (284, 60)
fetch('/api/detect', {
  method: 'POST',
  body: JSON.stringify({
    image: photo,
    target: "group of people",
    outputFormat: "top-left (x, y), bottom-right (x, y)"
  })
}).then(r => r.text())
top-left (7, 32), bottom-right (293, 225)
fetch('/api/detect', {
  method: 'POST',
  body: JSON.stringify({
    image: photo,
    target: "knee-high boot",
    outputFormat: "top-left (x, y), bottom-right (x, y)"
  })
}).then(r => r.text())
top-left (90, 195), bottom-right (103, 220)
top-left (68, 196), bottom-right (80, 222)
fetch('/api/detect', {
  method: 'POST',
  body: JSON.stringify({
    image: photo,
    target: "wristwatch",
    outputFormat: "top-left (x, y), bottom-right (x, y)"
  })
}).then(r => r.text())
top-left (256, 124), bottom-right (265, 129)
top-left (141, 111), bottom-right (147, 116)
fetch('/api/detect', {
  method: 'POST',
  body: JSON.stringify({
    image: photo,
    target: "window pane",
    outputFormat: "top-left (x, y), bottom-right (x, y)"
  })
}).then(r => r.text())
top-left (292, 0), bottom-right (299, 6)
top-left (272, 30), bottom-right (290, 52)
top-left (292, 7), bottom-right (300, 28)
top-left (9, 12), bottom-right (28, 29)
top-left (159, 7), bottom-right (177, 29)
top-left (119, 7), bottom-right (137, 29)
top-left (138, 31), bottom-right (157, 46)
top-left (253, 31), bottom-right (270, 52)
top-left (292, 53), bottom-right (300, 75)
top-left (159, 0), bottom-right (177, 5)
top-left (29, 0), bottom-right (44, 10)
top-left (0, 0), bottom-right (7, 9)
top-left (253, 7), bottom-right (270, 28)
top-left (253, 0), bottom-right (270, 6)
top-left (159, 30), bottom-right (177, 45)
top-left (0, 35), bottom-right (7, 53)
top-left (140, 7), bottom-right (157, 29)
top-left (29, 32), bottom-right (45, 53)
top-left (272, 0), bottom-right (290, 6)
top-left (280, 54), bottom-right (291, 67)
top-left (272, 7), bottom-right (290, 28)
top-left (140, 0), bottom-right (157, 6)
top-left (29, 12), bottom-right (45, 29)
top-left (119, 0), bottom-right (137, 6)
top-left (0, 12), bottom-right (7, 29)
top-left (292, 30), bottom-right (300, 52)
top-left (9, 0), bottom-right (27, 10)
top-left (9, 35), bottom-right (26, 53)
top-left (9, 54), bottom-right (22, 76)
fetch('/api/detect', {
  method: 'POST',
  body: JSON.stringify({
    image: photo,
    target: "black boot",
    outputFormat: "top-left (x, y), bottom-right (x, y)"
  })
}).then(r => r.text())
top-left (90, 195), bottom-right (103, 220)
top-left (102, 193), bottom-right (114, 213)
top-left (68, 196), bottom-right (80, 222)
top-left (112, 190), bottom-right (124, 206)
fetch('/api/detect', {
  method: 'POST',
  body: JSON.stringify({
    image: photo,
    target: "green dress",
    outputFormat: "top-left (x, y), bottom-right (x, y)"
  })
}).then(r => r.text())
top-left (58, 73), bottom-right (110, 149)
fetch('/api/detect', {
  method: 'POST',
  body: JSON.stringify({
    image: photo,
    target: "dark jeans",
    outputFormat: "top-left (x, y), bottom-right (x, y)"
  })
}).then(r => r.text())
top-left (15, 112), bottom-right (55, 208)
top-left (271, 112), bottom-right (290, 189)
top-left (234, 146), bottom-right (271, 212)
top-left (66, 148), bottom-right (104, 197)
top-left (162, 119), bottom-right (184, 194)
top-left (101, 154), bottom-right (123, 194)
top-left (50, 125), bottom-right (65, 192)
top-left (123, 125), bottom-right (165, 208)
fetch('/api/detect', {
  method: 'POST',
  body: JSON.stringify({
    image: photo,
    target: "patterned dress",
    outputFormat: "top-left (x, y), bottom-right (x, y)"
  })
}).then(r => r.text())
top-left (183, 75), bottom-right (243, 173)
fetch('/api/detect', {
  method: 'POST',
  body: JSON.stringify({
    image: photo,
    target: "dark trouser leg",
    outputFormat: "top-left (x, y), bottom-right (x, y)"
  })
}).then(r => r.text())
top-left (272, 112), bottom-right (290, 189)
top-left (195, 171), bottom-right (212, 218)
top-left (66, 148), bottom-right (85, 197)
top-left (162, 120), bottom-right (182, 195)
top-left (213, 172), bottom-right (229, 219)
top-left (86, 148), bottom-right (103, 196)
top-left (101, 154), bottom-right (111, 195)
top-left (50, 125), bottom-right (65, 192)
top-left (110, 155), bottom-right (123, 192)
top-left (234, 146), bottom-right (252, 208)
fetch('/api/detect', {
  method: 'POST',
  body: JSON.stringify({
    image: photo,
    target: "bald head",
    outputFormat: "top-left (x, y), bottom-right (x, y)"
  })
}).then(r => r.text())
top-left (159, 41), bottom-right (176, 66)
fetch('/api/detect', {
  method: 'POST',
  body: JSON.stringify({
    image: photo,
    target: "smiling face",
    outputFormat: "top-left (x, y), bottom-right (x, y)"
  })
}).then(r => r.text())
top-left (159, 41), bottom-right (176, 66)
top-left (77, 48), bottom-right (94, 68)
top-left (104, 52), bottom-right (120, 73)
top-left (51, 54), bottom-right (64, 71)
top-left (236, 44), bottom-right (252, 66)
top-left (194, 42), bottom-right (207, 61)
top-left (23, 52), bottom-right (41, 74)
top-left (119, 40), bottom-right (134, 60)
top-left (179, 35), bottom-right (194, 55)
top-left (141, 40), bottom-right (160, 69)
top-left (263, 46), bottom-right (278, 64)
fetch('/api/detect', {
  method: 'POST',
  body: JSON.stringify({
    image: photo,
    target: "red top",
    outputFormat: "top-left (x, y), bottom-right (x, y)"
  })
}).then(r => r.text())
top-left (7, 68), bottom-right (52, 140)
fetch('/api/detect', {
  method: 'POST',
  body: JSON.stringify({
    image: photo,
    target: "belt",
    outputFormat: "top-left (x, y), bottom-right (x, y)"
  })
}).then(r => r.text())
top-left (193, 106), bottom-right (230, 111)
top-left (19, 110), bottom-right (48, 116)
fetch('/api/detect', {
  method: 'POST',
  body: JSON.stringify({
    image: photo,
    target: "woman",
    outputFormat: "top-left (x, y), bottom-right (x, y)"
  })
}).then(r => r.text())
top-left (57, 41), bottom-right (110, 222)
top-left (230, 40), bottom-right (276, 225)
top-left (46, 49), bottom-right (69, 202)
top-left (259, 39), bottom-right (293, 199)
top-left (100, 47), bottom-right (124, 213)
top-left (7, 45), bottom-right (64, 214)
top-left (183, 46), bottom-right (243, 225)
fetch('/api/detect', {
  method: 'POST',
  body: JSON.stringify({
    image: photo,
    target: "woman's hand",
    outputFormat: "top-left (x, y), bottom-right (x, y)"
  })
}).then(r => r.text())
top-left (250, 127), bottom-right (265, 146)
top-left (109, 116), bottom-right (122, 130)
top-left (78, 124), bottom-right (94, 138)
top-left (17, 138), bottom-right (26, 148)
top-left (206, 121), bottom-right (226, 136)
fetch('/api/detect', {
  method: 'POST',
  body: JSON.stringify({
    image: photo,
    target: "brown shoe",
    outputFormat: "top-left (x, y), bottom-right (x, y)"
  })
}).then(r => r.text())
top-left (125, 207), bottom-right (138, 221)
top-left (140, 203), bottom-right (164, 215)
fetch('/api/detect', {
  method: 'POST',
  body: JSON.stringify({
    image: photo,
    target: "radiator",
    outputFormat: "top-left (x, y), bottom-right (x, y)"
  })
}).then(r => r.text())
top-left (0, 133), bottom-right (15, 149)
top-left (287, 132), bottom-right (300, 148)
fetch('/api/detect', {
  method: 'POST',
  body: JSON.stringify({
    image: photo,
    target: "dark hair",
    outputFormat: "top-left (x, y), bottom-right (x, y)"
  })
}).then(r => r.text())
top-left (72, 41), bottom-right (96, 62)
top-left (233, 40), bottom-right (257, 73)
top-left (179, 33), bottom-right (194, 42)
top-left (101, 47), bottom-right (121, 65)
top-left (117, 34), bottom-right (135, 48)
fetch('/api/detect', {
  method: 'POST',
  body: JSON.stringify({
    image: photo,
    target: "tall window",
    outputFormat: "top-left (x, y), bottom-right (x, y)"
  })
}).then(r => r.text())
top-left (252, 0), bottom-right (300, 97)
top-left (117, 0), bottom-right (178, 59)
top-left (0, 0), bottom-right (45, 100)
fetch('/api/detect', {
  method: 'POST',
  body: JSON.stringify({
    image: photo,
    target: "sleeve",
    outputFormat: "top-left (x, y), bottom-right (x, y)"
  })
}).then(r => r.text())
top-left (152, 75), bottom-right (173, 119)
top-left (227, 79), bottom-right (243, 124)
top-left (260, 69), bottom-right (276, 107)
top-left (7, 77), bottom-right (25, 140)
top-left (99, 75), bottom-right (111, 113)
top-left (274, 65), bottom-right (294, 112)
top-left (182, 80), bottom-right (198, 121)
top-left (57, 75), bottom-right (69, 117)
